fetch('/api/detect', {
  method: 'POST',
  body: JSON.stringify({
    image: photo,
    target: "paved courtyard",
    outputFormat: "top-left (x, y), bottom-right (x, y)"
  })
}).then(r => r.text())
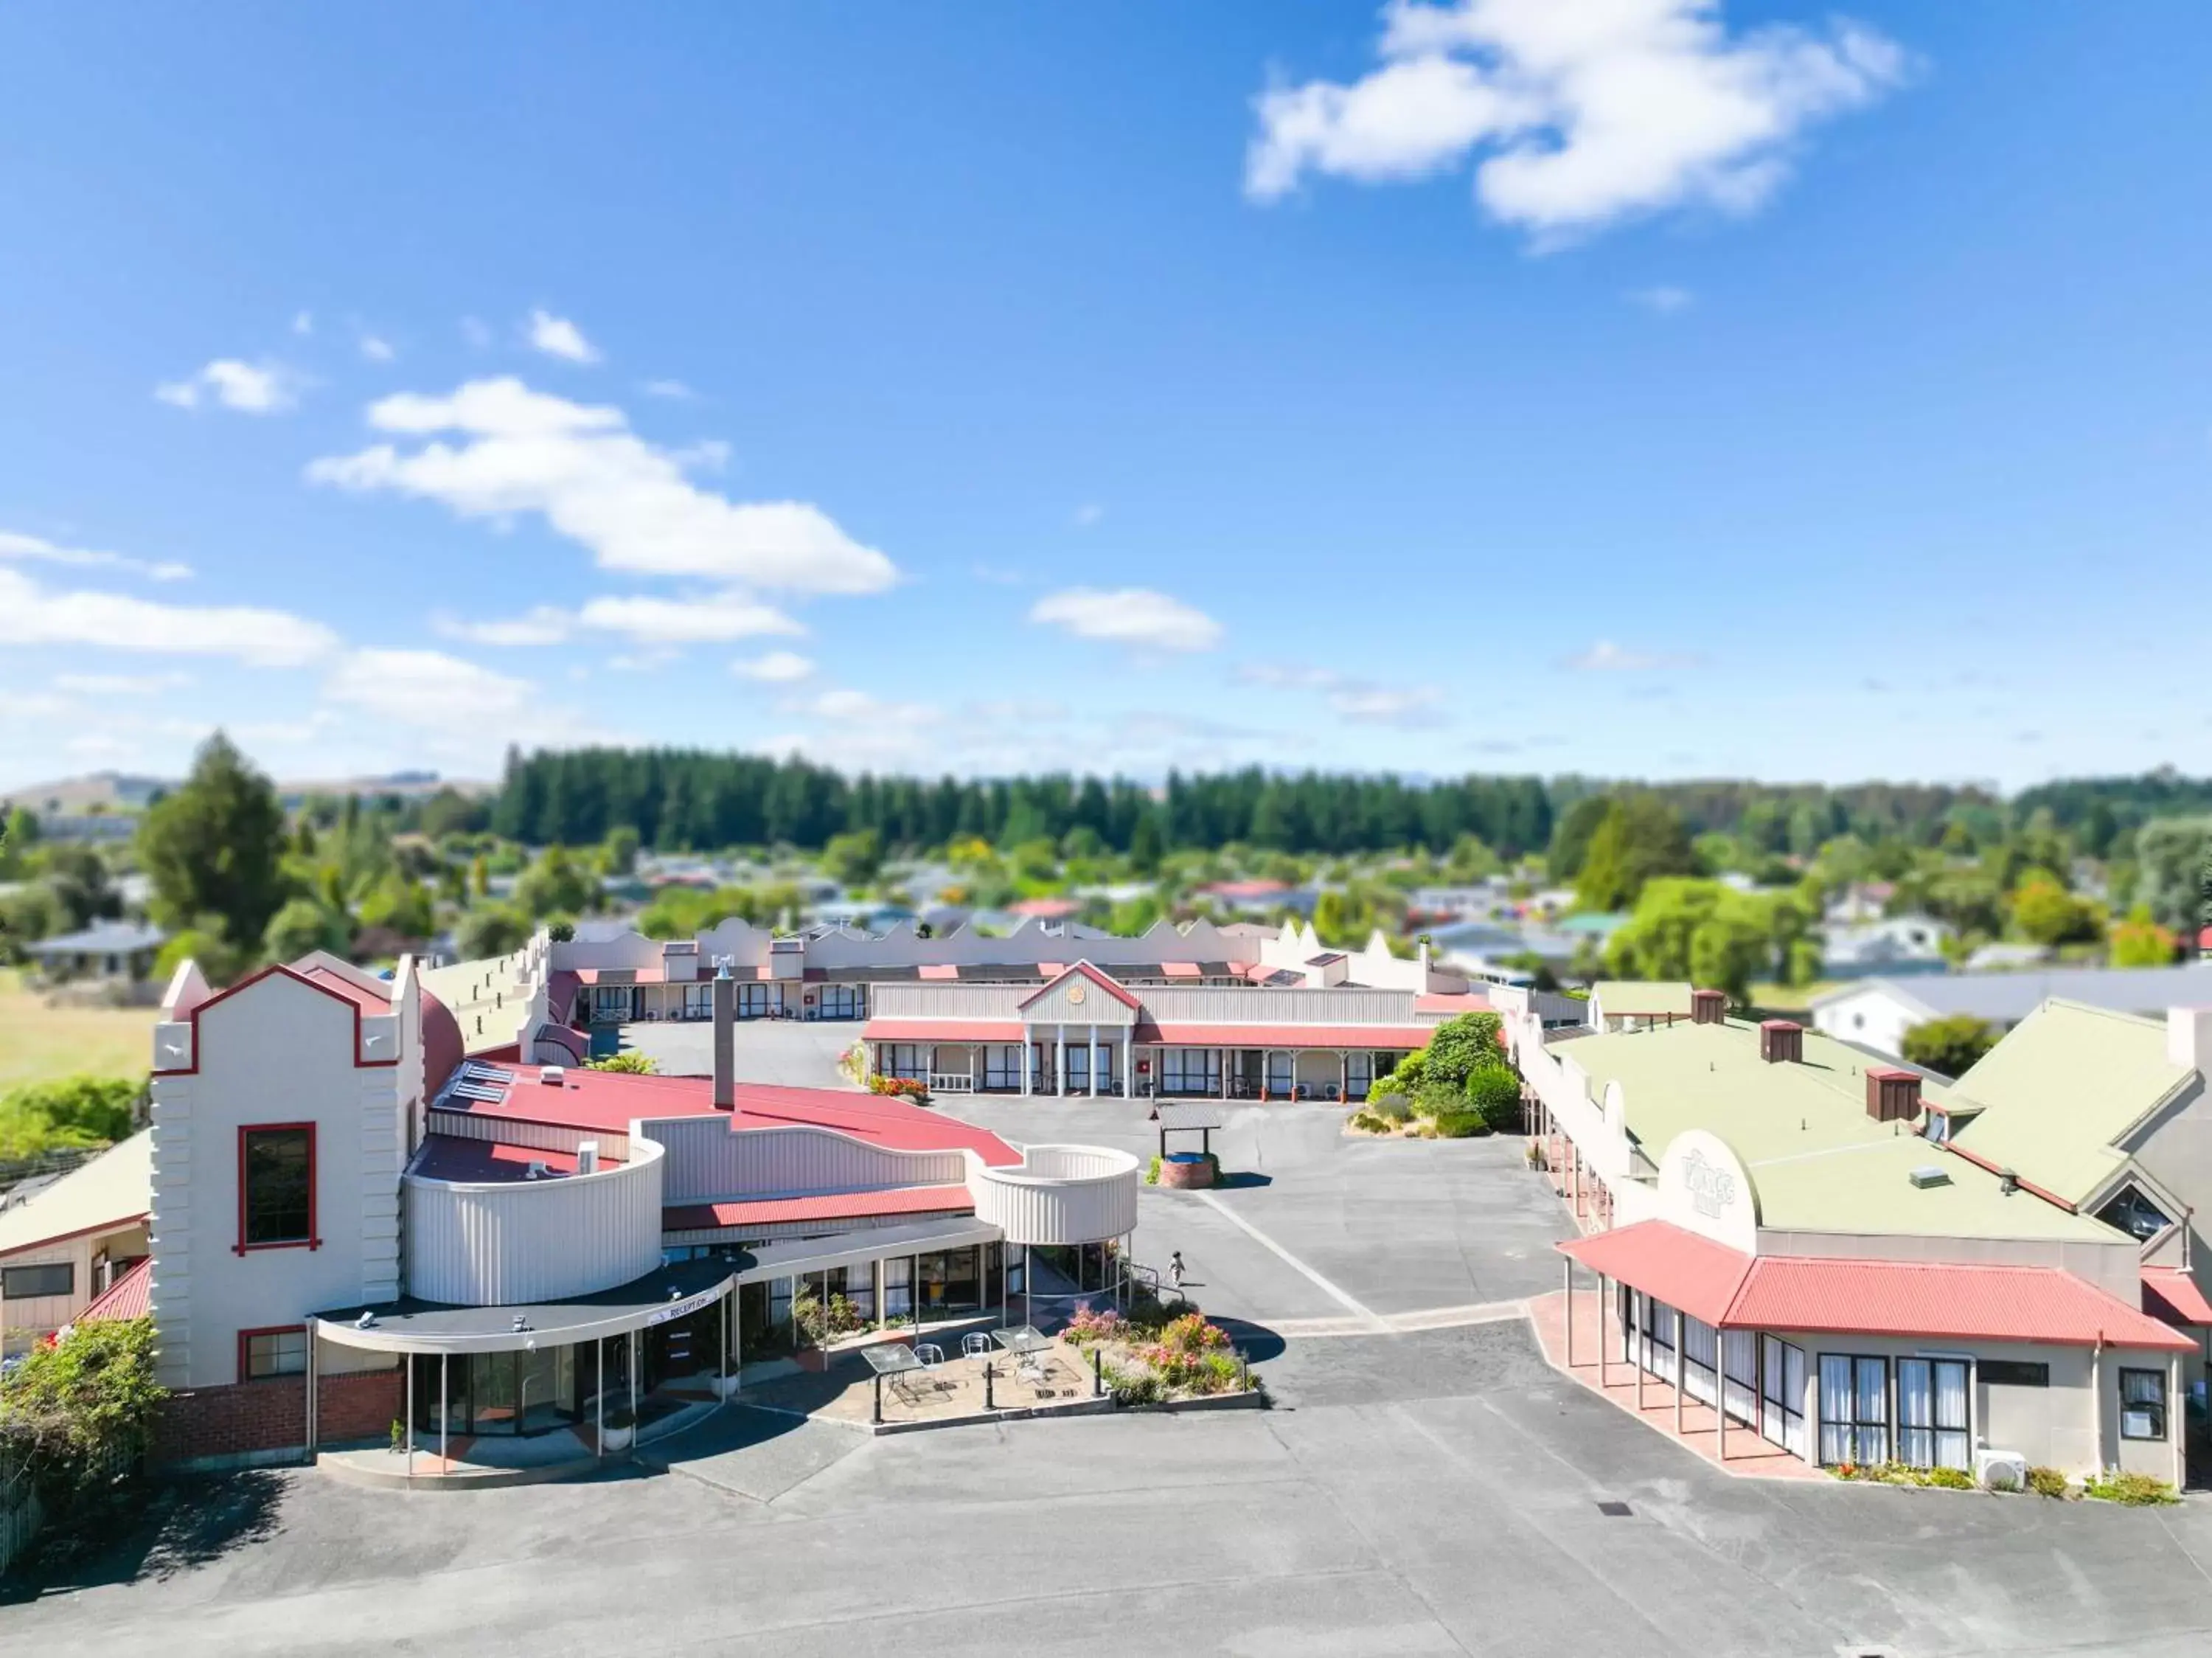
top-left (8, 1080), bottom-right (2211, 1654)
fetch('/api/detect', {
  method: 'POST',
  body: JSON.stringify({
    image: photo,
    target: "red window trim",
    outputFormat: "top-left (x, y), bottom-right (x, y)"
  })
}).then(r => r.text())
top-left (237, 1323), bottom-right (310, 1384)
top-left (235, 1122), bottom-right (321, 1255)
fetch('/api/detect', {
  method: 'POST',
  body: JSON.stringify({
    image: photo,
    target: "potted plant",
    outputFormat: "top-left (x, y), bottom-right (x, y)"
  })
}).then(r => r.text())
top-left (600, 1406), bottom-right (636, 1451)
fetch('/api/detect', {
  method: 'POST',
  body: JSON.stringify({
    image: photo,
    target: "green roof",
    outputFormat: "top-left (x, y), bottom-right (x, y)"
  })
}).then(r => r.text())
top-left (1947, 999), bottom-right (2191, 1207)
top-left (1591, 980), bottom-right (1694, 1016)
top-left (1565, 1019), bottom-right (2119, 1244)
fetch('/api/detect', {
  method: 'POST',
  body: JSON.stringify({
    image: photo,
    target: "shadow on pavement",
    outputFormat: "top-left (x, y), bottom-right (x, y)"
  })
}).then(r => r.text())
top-left (1207, 1316), bottom-right (1287, 1365)
top-left (0, 1468), bottom-right (288, 1603)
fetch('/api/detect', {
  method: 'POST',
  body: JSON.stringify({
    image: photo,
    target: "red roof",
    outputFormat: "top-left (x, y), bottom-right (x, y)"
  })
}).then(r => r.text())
top-left (2143, 1266), bottom-right (2212, 1326)
top-left (1201, 880), bottom-right (1287, 900)
top-left (866, 1018), bottom-right (1023, 1043)
top-left (1564, 1221), bottom-right (2194, 1353)
top-left (411, 1137), bottom-right (617, 1182)
top-left (1416, 992), bottom-right (1490, 1015)
top-left (664, 1183), bottom-right (974, 1232)
top-left (1161, 962), bottom-right (1203, 979)
top-left (918, 963), bottom-right (960, 980)
top-left (1018, 961), bottom-right (1141, 1013)
top-left (77, 1257), bottom-right (151, 1323)
top-left (1132, 1021), bottom-right (1433, 1050)
top-left (299, 964), bottom-right (391, 1013)
top-left (443, 1066), bottom-right (1020, 1165)
top-left (1007, 897), bottom-right (1080, 919)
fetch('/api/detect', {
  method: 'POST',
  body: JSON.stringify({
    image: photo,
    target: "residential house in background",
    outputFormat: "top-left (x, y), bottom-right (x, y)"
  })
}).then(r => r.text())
top-left (1818, 912), bottom-right (1951, 979)
top-left (25, 918), bottom-right (169, 989)
top-left (1812, 965), bottom-right (2212, 1062)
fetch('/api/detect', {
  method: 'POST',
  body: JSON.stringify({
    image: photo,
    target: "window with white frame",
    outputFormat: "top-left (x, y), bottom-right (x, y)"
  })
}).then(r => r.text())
top-left (2120, 1367), bottom-right (2168, 1440)
top-left (880, 1044), bottom-right (928, 1081)
top-left (683, 984), bottom-right (713, 1019)
top-left (737, 982), bottom-right (771, 1018)
top-left (818, 984), bottom-right (864, 1019)
top-left (1161, 1047), bottom-right (1222, 1095)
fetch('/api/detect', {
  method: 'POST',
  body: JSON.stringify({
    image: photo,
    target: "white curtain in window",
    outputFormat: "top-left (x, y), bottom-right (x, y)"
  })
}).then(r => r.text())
top-left (1818, 1354), bottom-right (1852, 1465)
top-left (1934, 1360), bottom-right (1970, 1469)
top-left (1897, 1359), bottom-right (1934, 1467)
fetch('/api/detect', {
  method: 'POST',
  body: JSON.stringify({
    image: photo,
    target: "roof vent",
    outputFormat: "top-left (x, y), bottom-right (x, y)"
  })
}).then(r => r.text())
top-left (1866, 1068), bottom-right (1922, 1123)
top-left (1758, 1019), bottom-right (1804, 1064)
top-left (1907, 1165), bottom-right (1951, 1189)
top-left (539, 1064), bottom-right (566, 1086)
top-left (1690, 988), bottom-right (1728, 1026)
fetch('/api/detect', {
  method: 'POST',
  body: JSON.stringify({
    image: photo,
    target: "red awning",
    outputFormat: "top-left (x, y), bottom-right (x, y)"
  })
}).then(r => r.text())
top-left (863, 1019), bottom-right (1023, 1043)
top-left (1161, 962), bottom-right (1203, 979)
top-left (2143, 1266), bottom-right (2212, 1327)
top-left (1562, 1221), bottom-right (2195, 1352)
top-left (1559, 1221), bottom-right (1750, 1328)
top-left (918, 963), bottom-right (960, 980)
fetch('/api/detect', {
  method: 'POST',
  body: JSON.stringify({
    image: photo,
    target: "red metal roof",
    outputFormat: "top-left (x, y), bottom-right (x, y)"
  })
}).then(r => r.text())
top-left (2143, 1266), bottom-right (2212, 1326)
top-left (411, 1137), bottom-right (619, 1182)
top-left (77, 1257), bottom-right (151, 1323)
top-left (1415, 992), bottom-right (1491, 1015)
top-left (1007, 897), bottom-right (1081, 919)
top-left (1161, 962), bottom-right (1203, 979)
top-left (1131, 1021), bottom-right (1433, 1050)
top-left (1565, 1221), bottom-right (2194, 1353)
top-left (299, 965), bottom-right (391, 1013)
top-left (918, 963), bottom-right (960, 980)
top-left (1560, 1222), bottom-right (1750, 1328)
top-left (1018, 961), bottom-right (1141, 1012)
top-left (663, 1183), bottom-right (974, 1232)
top-left (443, 1066), bottom-right (1020, 1165)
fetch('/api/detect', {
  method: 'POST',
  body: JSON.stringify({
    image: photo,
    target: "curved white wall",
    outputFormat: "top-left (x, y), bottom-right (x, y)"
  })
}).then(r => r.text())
top-left (968, 1144), bottom-right (1140, 1245)
top-left (403, 1137), bottom-right (665, 1306)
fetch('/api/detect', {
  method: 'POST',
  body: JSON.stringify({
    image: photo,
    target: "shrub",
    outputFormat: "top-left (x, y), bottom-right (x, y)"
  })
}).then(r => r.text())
top-left (1921, 1466), bottom-right (1975, 1491)
top-left (1159, 1313), bottom-right (1231, 1356)
top-left (2025, 1465), bottom-right (2070, 1499)
top-left (1145, 1154), bottom-right (1162, 1184)
top-left (1425, 1011), bottom-right (1506, 1089)
top-left (1062, 1303), bottom-right (1124, 1347)
top-left (866, 1075), bottom-right (931, 1104)
top-left (1369, 1095), bottom-right (1411, 1125)
top-left (2083, 1470), bottom-right (2178, 1506)
top-left (0, 1075), bottom-right (142, 1160)
top-left (0, 1317), bottom-right (166, 1517)
top-left (1430, 1110), bottom-right (1491, 1139)
top-left (1464, 1063), bottom-right (1523, 1131)
top-left (1103, 1362), bottom-right (1164, 1406)
top-left (1374, 1052), bottom-right (1425, 1095)
top-left (585, 1051), bottom-right (657, 1075)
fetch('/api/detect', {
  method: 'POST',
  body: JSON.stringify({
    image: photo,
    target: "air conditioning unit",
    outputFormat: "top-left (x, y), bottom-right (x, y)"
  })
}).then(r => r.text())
top-left (1974, 1447), bottom-right (2028, 1491)
top-left (540, 1064), bottom-right (567, 1086)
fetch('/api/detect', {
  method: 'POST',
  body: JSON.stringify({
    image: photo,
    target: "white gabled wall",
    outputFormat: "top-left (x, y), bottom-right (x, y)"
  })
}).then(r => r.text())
top-left (147, 970), bottom-right (406, 1388)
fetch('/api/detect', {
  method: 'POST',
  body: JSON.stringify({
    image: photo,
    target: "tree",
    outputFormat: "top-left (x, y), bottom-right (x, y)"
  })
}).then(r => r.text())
top-left (822, 828), bottom-right (883, 887)
top-left (2133, 817), bottom-right (2212, 934)
top-left (1425, 1011), bottom-right (1506, 1089)
top-left (1901, 1014), bottom-right (1998, 1078)
top-left (1574, 796), bottom-right (1696, 912)
top-left (138, 732), bottom-right (289, 951)
top-left (2110, 905), bottom-right (2178, 968)
top-left (1130, 811), bottom-right (1165, 875)
top-left (0, 1075), bottom-right (142, 1159)
top-left (1605, 878), bottom-right (1784, 1005)
top-left (601, 825), bottom-right (641, 877)
top-left (2010, 873), bottom-right (2101, 948)
top-left (456, 904), bottom-right (531, 959)
top-left (1464, 1063), bottom-right (1523, 1131)
top-left (513, 846), bottom-right (594, 919)
top-left (263, 898), bottom-right (351, 962)
top-left (1547, 796), bottom-right (1613, 882)
top-left (586, 1051), bottom-right (657, 1074)
top-left (357, 873), bottom-right (436, 940)
top-left (42, 844), bottom-right (122, 932)
top-left (0, 880), bottom-right (63, 962)
top-left (153, 923), bottom-right (243, 989)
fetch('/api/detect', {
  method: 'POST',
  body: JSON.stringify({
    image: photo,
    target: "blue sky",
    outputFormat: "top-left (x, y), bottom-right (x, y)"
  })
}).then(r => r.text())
top-left (2, 2), bottom-right (2208, 793)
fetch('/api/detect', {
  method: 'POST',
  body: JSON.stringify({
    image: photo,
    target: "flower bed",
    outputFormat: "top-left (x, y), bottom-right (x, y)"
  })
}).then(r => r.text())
top-left (1827, 1460), bottom-right (1977, 1491)
top-left (1061, 1303), bottom-right (1253, 1404)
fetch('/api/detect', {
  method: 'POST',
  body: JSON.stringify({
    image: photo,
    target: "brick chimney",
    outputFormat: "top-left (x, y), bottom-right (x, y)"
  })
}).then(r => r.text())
top-left (1691, 988), bottom-right (1728, 1026)
top-left (1758, 1019), bottom-right (1804, 1064)
top-left (1865, 1067), bottom-right (1921, 1123)
top-left (712, 960), bottom-right (735, 1109)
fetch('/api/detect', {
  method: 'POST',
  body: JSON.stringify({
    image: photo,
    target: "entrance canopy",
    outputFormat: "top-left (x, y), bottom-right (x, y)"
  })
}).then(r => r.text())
top-left (728, 1215), bottom-right (1004, 1284)
top-left (312, 1257), bottom-right (734, 1356)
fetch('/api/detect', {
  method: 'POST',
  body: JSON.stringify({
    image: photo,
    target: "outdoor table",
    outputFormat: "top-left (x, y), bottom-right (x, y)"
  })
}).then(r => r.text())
top-left (993, 1325), bottom-right (1053, 1386)
top-left (860, 1342), bottom-right (925, 1421)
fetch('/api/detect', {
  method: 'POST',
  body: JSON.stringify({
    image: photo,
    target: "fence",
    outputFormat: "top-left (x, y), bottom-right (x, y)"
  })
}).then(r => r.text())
top-left (0, 1465), bottom-right (40, 1581)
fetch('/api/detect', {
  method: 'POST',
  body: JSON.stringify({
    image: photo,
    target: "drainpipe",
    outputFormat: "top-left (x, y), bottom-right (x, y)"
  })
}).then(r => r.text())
top-left (712, 961), bottom-right (735, 1109)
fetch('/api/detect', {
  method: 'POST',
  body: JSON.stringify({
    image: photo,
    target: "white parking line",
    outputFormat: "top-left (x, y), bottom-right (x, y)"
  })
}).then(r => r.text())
top-left (1194, 1190), bottom-right (1388, 1333)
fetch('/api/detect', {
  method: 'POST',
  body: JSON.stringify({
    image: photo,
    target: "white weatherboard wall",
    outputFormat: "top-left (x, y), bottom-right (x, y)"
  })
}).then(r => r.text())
top-left (148, 972), bottom-right (407, 1388)
top-left (643, 1117), bottom-right (969, 1205)
top-left (969, 1146), bottom-right (1140, 1245)
top-left (403, 1139), bottom-right (665, 1305)
top-left (1809, 984), bottom-right (1926, 1058)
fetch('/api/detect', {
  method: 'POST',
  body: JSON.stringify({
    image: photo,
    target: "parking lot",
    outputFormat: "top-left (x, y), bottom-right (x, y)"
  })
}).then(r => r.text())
top-left (9, 1064), bottom-right (2211, 1654)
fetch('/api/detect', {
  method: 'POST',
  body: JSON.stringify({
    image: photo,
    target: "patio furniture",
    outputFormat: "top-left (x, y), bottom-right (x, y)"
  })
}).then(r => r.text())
top-left (915, 1343), bottom-right (945, 1367)
top-left (860, 1342), bottom-right (926, 1421)
top-left (961, 1332), bottom-right (992, 1359)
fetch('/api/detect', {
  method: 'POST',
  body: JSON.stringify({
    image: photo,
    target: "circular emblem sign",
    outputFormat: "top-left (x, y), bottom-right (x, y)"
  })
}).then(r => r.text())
top-left (1067, 983), bottom-right (1088, 1005)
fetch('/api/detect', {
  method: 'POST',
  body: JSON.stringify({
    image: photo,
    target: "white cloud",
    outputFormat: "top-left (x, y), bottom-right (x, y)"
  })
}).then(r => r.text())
top-left (323, 647), bottom-right (538, 728)
top-left (359, 333), bottom-right (396, 362)
top-left (526, 309), bottom-right (600, 364)
top-left (155, 358), bottom-right (302, 414)
top-left (733, 650), bottom-right (815, 683)
top-left (0, 528), bottom-right (191, 583)
top-left (1247, 0), bottom-right (1909, 242)
top-left (1029, 587), bottom-right (1222, 653)
top-left (292, 311), bottom-right (315, 336)
top-left (576, 592), bottom-right (801, 644)
top-left (1234, 661), bottom-right (1445, 726)
top-left (0, 566), bottom-right (338, 666)
top-left (641, 378), bottom-right (695, 400)
top-left (1072, 502), bottom-right (1105, 530)
top-left (307, 377), bottom-right (898, 594)
top-left (1560, 639), bottom-right (1704, 671)
top-left (53, 670), bottom-right (193, 696)
top-left (785, 687), bottom-right (942, 727)
top-left (1628, 284), bottom-right (1694, 313)
top-left (433, 606), bottom-right (574, 647)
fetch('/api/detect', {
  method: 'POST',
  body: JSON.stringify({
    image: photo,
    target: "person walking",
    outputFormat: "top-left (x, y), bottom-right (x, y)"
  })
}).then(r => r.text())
top-left (1168, 1251), bottom-right (1186, 1294)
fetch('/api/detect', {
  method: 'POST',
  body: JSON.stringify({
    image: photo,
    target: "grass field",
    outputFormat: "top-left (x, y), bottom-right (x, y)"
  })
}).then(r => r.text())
top-left (0, 968), bottom-right (160, 1093)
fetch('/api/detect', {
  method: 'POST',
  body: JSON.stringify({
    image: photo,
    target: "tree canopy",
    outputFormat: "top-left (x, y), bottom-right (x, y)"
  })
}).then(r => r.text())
top-left (137, 732), bottom-right (288, 951)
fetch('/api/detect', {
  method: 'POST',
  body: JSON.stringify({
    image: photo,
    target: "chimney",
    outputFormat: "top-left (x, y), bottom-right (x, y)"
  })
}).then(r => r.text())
top-left (1758, 1019), bottom-right (1804, 1064)
top-left (576, 1139), bottom-right (599, 1175)
top-left (2166, 1006), bottom-right (2212, 1072)
top-left (1865, 1067), bottom-right (1921, 1123)
top-left (712, 960), bottom-right (736, 1109)
top-left (1691, 988), bottom-right (1728, 1026)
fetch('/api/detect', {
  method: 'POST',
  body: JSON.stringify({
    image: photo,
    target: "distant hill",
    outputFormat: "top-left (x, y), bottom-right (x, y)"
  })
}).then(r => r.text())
top-left (1, 769), bottom-right (492, 815)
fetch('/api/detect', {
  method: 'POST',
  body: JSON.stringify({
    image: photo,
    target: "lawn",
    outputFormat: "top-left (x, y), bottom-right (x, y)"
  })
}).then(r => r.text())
top-left (1746, 980), bottom-right (1841, 1016)
top-left (0, 968), bottom-right (160, 1093)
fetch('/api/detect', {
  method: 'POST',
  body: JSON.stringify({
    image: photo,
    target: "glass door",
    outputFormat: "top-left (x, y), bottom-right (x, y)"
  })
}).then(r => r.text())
top-left (1760, 1336), bottom-right (1806, 1458)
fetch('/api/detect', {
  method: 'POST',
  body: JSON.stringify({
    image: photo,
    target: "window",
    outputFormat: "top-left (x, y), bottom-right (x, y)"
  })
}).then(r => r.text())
top-left (880, 1044), bottom-right (928, 1082)
top-left (2095, 1184), bottom-right (2174, 1243)
top-left (1897, 1358), bottom-right (1972, 1470)
top-left (239, 1124), bottom-right (316, 1250)
top-left (1980, 1359), bottom-right (2048, 1388)
top-left (683, 984), bottom-right (713, 1019)
top-left (240, 1326), bottom-right (307, 1380)
top-left (1, 1262), bottom-right (74, 1300)
top-left (984, 1044), bottom-right (1022, 1090)
top-left (737, 982), bottom-right (771, 1019)
top-left (1818, 1353), bottom-right (1890, 1466)
top-left (818, 984), bottom-right (863, 1019)
top-left (2120, 1368), bottom-right (2168, 1440)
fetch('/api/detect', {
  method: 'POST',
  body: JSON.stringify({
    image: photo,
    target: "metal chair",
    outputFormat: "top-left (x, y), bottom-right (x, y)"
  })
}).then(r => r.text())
top-left (961, 1332), bottom-right (992, 1360)
top-left (915, 1343), bottom-right (945, 1368)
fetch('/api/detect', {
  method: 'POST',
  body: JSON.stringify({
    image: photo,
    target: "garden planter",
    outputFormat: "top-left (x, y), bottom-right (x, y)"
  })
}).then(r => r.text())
top-left (1160, 1152), bottom-right (1214, 1190)
top-left (599, 1423), bottom-right (635, 1452)
top-left (712, 1373), bottom-right (743, 1399)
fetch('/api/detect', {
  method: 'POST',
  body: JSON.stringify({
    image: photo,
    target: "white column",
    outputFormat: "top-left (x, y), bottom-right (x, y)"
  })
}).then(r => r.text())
top-left (405, 1355), bottom-right (415, 1477)
top-left (595, 1337), bottom-right (603, 1460)
top-left (1635, 1291), bottom-right (1646, 1411)
top-left (1674, 1308), bottom-right (1686, 1436)
top-left (2173, 1351), bottom-right (2185, 1492)
top-left (1717, 1336), bottom-right (1728, 1462)
top-left (1124, 1041), bottom-right (1134, 1099)
top-left (1801, 1347), bottom-right (1818, 1466)
top-left (1021, 1029), bottom-right (1032, 1096)
top-left (1562, 1256), bottom-right (1574, 1367)
top-left (1089, 1023), bottom-right (1099, 1097)
top-left (441, 1353), bottom-right (450, 1466)
top-left (1598, 1276), bottom-right (1610, 1390)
